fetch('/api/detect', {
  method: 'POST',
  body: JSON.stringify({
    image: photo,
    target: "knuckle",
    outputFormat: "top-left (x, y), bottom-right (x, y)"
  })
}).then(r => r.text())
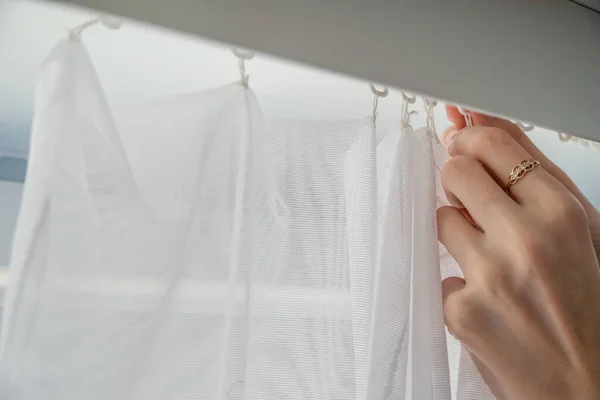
top-left (436, 205), bottom-right (456, 223)
top-left (482, 269), bottom-right (516, 300)
top-left (437, 207), bottom-right (456, 243)
top-left (471, 127), bottom-right (511, 155)
top-left (441, 155), bottom-right (478, 183)
top-left (548, 193), bottom-right (587, 227)
top-left (445, 293), bottom-right (480, 339)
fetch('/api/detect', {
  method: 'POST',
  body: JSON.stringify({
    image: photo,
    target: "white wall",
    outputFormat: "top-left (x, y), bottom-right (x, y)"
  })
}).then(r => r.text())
top-left (0, 180), bottom-right (23, 266)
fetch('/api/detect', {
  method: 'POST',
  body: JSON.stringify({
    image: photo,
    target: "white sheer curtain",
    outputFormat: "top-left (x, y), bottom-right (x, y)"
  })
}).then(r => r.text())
top-left (0, 35), bottom-right (494, 399)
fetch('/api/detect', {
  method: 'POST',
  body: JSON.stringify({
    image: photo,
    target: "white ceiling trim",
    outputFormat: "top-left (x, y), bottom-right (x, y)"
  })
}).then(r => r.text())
top-left (51, 0), bottom-right (600, 142)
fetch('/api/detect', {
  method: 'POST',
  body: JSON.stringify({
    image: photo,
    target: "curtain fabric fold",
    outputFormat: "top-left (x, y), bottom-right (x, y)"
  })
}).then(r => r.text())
top-left (0, 38), bottom-right (493, 399)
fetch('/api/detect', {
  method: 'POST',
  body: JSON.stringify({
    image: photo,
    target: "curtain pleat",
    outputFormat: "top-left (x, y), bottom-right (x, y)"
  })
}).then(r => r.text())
top-left (0, 39), bottom-right (493, 400)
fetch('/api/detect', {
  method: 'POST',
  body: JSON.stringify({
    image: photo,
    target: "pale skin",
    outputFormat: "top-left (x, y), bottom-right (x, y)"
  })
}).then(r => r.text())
top-left (438, 106), bottom-right (600, 399)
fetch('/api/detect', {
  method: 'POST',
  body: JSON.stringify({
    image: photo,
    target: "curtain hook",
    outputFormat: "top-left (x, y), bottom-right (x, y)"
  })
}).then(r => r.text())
top-left (69, 15), bottom-right (123, 41)
top-left (423, 97), bottom-right (440, 143)
top-left (370, 84), bottom-right (388, 125)
top-left (515, 122), bottom-right (535, 132)
top-left (401, 92), bottom-right (417, 128)
top-left (459, 109), bottom-right (536, 134)
top-left (232, 48), bottom-right (255, 88)
top-left (557, 132), bottom-right (600, 150)
top-left (557, 132), bottom-right (573, 142)
top-left (457, 107), bottom-right (474, 127)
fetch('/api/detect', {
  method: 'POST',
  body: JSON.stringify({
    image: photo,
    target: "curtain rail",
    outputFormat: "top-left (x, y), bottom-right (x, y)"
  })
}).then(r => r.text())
top-left (49, 0), bottom-right (600, 141)
top-left (0, 271), bottom-right (352, 315)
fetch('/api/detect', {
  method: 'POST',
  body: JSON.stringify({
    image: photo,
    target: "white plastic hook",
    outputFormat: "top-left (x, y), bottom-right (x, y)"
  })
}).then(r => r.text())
top-left (557, 132), bottom-right (573, 142)
top-left (557, 132), bottom-right (600, 149)
top-left (69, 15), bottom-right (123, 41)
top-left (515, 122), bottom-right (535, 132)
top-left (370, 84), bottom-right (388, 124)
top-left (402, 92), bottom-right (417, 104)
top-left (457, 107), bottom-right (473, 127)
top-left (423, 97), bottom-right (440, 142)
top-left (423, 98), bottom-right (437, 107)
top-left (99, 15), bottom-right (124, 30)
top-left (401, 92), bottom-right (417, 128)
top-left (370, 84), bottom-right (389, 98)
top-left (232, 48), bottom-right (255, 88)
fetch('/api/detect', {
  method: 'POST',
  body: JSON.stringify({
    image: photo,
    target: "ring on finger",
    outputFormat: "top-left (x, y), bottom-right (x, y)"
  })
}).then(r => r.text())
top-left (506, 159), bottom-right (540, 191)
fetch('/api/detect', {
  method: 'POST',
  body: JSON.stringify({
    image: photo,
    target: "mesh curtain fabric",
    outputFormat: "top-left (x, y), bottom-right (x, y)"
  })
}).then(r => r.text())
top-left (0, 38), bottom-right (495, 399)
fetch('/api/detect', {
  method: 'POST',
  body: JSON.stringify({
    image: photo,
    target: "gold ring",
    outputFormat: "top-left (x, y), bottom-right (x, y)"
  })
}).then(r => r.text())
top-left (506, 159), bottom-right (540, 190)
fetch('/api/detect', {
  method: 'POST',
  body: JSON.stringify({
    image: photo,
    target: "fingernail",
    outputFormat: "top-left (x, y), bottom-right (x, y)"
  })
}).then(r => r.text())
top-left (441, 128), bottom-right (459, 148)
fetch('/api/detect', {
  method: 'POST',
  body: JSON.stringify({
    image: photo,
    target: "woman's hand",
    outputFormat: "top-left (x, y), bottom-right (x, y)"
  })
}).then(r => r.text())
top-left (441, 108), bottom-right (600, 260)
top-left (438, 107), bottom-right (600, 399)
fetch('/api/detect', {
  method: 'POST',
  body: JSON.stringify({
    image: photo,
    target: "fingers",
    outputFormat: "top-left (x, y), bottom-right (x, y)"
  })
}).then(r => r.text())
top-left (442, 276), bottom-right (467, 326)
top-left (445, 106), bottom-right (598, 215)
top-left (441, 276), bottom-right (468, 339)
top-left (441, 155), bottom-right (519, 231)
top-left (447, 126), bottom-right (557, 207)
top-left (487, 115), bottom-right (599, 214)
top-left (445, 105), bottom-right (547, 164)
top-left (440, 125), bottom-right (460, 147)
top-left (437, 206), bottom-right (483, 269)
top-left (444, 105), bottom-right (488, 129)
